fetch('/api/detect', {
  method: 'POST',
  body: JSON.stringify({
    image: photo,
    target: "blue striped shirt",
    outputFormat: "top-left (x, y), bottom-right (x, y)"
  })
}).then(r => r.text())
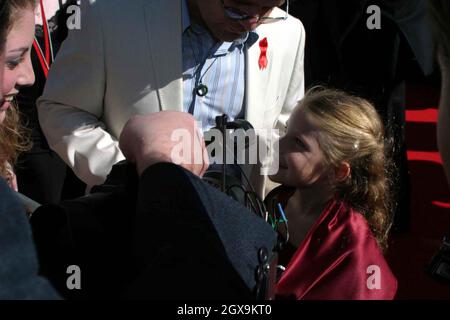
top-left (182, 4), bottom-right (257, 132)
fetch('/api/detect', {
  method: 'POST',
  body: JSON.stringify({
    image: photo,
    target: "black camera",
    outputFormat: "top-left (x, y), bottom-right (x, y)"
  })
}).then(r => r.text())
top-left (203, 115), bottom-right (267, 218)
top-left (427, 236), bottom-right (450, 283)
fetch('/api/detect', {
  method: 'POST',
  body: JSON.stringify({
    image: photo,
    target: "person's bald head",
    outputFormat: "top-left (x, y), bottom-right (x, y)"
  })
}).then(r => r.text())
top-left (120, 111), bottom-right (209, 177)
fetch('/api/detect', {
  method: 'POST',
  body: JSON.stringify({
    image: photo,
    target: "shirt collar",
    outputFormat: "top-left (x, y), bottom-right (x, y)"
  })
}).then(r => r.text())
top-left (216, 32), bottom-right (251, 55)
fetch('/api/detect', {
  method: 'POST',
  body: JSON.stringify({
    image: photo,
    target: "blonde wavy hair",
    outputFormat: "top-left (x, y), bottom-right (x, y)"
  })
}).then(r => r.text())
top-left (300, 87), bottom-right (394, 250)
top-left (0, 101), bottom-right (31, 181)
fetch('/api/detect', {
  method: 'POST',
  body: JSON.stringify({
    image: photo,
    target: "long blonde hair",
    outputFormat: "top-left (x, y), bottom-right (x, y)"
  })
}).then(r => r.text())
top-left (301, 87), bottom-right (394, 250)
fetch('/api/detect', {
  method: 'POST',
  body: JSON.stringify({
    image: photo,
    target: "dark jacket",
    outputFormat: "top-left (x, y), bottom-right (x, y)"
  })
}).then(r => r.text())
top-left (291, 0), bottom-right (434, 93)
top-left (0, 177), bottom-right (59, 299)
top-left (30, 162), bottom-right (277, 299)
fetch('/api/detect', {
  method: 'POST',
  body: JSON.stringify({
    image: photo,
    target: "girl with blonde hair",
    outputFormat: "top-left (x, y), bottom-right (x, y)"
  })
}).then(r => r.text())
top-left (267, 87), bottom-right (398, 300)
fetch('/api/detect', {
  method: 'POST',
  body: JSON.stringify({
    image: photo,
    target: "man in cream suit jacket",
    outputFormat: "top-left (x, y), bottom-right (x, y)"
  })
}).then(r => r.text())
top-left (37, 0), bottom-right (305, 196)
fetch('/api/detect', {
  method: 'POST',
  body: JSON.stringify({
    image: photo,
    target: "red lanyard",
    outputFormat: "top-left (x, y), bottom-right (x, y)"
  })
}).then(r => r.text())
top-left (33, 0), bottom-right (52, 78)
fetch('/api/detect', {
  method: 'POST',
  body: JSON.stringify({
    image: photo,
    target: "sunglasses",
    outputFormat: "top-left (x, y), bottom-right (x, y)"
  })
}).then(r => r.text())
top-left (221, 0), bottom-right (289, 24)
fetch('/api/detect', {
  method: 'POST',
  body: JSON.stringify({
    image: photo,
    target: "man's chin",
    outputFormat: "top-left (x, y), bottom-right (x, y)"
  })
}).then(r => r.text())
top-left (210, 27), bottom-right (245, 42)
top-left (218, 33), bottom-right (242, 42)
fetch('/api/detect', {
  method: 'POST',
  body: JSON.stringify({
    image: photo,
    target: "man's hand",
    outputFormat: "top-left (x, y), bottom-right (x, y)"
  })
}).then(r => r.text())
top-left (119, 111), bottom-right (209, 177)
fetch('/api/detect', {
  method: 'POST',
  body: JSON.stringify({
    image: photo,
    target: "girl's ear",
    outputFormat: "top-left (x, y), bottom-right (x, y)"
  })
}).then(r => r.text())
top-left (334, 162), bottom-right (351, 182)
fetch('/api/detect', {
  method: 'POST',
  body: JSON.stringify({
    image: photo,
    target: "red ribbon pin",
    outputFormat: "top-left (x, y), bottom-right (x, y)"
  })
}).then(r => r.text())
top-left (259, 37), bottom-right (268, 70)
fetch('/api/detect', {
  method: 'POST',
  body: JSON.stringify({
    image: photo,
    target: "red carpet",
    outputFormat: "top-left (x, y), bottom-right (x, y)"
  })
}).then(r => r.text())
top-left (386, 82), bottom-right (450, 299)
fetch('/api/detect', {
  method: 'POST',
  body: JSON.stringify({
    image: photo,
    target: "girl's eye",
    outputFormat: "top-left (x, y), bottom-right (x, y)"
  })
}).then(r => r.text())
top-left (6, 56), bottom-right (24, 70)
top-left (295, 137), bottom-right (306, 149)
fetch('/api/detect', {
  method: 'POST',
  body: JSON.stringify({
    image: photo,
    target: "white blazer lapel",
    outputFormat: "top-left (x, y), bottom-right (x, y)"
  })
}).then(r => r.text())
top-left (245, 27), bottom-right (273, 130)
top-left (144, 0), bottom-right (183, 112)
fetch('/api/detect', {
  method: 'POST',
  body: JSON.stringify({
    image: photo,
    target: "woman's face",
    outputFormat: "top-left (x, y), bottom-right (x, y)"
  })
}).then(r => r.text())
top-left (1, 7), bottom-right (35, 124)
top-left (270, 107), bottom-right (329, 188)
